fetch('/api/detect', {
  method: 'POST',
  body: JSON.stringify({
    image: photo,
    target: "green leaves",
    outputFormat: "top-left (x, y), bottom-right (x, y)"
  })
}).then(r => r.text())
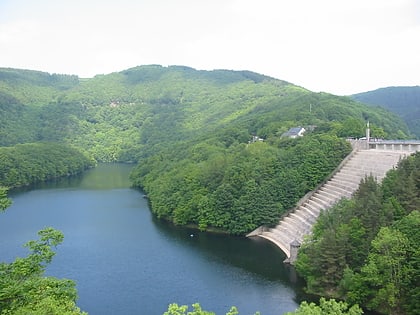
top-left (132, 134), bottom-right (350, 235)
top-left (285, 298), bottom-right (363, 315)
top-left (1, 66), bottom-right (410, 162)
top-left (163, 303), bottom-right (254, 315)
top-left (25, 228), bottom-right (65, 268)
top-left (164, 303), bottom-right (215, 315)
top-left (356, 227), bottom-right (409, 313)
top-left (296, 152), bottom-right (420, 315)
top-left (0, 187), bottom-right (11, 212)
top-left (0, 143), bottom-right (94, 188)
top-left (0, 228), bottom-right (85, 315)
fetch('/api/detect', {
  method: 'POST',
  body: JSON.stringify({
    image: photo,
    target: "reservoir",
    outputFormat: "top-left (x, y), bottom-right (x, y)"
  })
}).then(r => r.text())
top-left (0, 164), bottom-right (306, 315)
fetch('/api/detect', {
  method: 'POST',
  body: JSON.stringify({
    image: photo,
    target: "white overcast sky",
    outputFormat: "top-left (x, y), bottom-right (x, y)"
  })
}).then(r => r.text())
top-left (0, 0), bottom-right (419, 95)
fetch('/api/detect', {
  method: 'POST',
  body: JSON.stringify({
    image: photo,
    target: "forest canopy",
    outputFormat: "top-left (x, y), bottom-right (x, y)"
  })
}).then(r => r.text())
top-left (0, 66), bottom-right (411, 162)
top-left (0, 143), bottom-right (94, 188)
top-left (295, 152), bottom-right (420, 315)
top-left (0, 65), bottom-right (413, 233)
top-left (0, 66), bottom-right (418, 314)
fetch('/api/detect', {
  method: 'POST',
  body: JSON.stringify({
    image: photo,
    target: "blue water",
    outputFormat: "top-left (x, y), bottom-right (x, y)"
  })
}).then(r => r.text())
top-left (0, 164), bottom-right (304, 315)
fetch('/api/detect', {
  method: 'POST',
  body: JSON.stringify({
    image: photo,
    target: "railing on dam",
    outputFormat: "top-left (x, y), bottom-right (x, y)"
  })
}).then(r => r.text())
top-left (368, 140), bottom-right (420, 152)
top-left (347, 139), bottom-right (420, 152)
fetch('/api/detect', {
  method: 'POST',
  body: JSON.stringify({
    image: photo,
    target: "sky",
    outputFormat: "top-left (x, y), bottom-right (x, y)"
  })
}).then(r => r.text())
top-left (0, 0), bottom-right (419, 95)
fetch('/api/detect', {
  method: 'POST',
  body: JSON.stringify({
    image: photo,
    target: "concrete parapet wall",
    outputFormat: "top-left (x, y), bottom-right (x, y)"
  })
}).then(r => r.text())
top-left (348, 139), bottom-right (368, 150)
top-left (368, 140), bottom-right (420, 152)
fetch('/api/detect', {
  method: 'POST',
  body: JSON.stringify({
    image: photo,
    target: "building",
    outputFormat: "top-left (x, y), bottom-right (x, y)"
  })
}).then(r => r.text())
top-left (281, 127), bottom-right (306, 138)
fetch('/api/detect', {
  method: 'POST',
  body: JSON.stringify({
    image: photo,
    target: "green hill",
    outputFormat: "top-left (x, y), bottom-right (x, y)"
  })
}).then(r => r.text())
top-left (0, 65), bottom-right (412, 234)
top-left (1, 66), bottom-right (417, 314)
top-left (352, 86), bottom-right (420, 138)
top-left (0, 65), bottom-right (410, 161)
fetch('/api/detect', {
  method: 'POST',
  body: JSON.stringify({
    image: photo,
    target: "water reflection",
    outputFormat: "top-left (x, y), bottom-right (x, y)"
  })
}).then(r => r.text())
top-left (10, 163), bottom-right (134, 195)
top-left (152, 216), bottom-right (312, 303)
top-left (2, 164), bottom-right (317, 314)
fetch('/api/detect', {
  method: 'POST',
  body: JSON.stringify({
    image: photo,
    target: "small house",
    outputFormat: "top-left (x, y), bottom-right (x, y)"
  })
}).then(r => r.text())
top-left (282, 127), bottom-right (306, 138)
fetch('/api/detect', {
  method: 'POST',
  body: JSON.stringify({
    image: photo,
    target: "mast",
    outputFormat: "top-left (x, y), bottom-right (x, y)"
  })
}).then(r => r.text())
top-left (366, 121), bottom-right (370, 142)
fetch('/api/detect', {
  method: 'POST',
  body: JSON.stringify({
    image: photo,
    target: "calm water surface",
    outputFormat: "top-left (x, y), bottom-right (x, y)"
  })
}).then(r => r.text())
top-left (0, 164), bottom-right (308, 315)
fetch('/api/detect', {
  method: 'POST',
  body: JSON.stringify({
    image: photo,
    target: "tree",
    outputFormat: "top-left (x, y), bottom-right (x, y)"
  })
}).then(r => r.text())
top-left (393, 211), bottom-right (420, 315)
top-left (315, 229), bottom-right (347, 292)
top-left (285, 298), bottom-right (363, 315)
top-left (163, 303), bottom-right (216, 315)
top-left (0, 228), bottom-right (86, 315)
top-left (0, 191), bottom-right (86, 315)
top-left (354, 227), bottom-right (409, 314)
top-left (163, 303), bottom-right (243, 315)
top-left (0, 187), bottom-right (11, 212)
top-left (352, 176), bottom-right (386, 240)
top-left (337, 118), bottom-right (365, 138)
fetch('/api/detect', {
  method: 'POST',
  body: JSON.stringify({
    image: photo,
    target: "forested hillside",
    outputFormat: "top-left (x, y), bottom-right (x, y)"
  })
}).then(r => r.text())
top-left (352, 86), bottom-right (420, 138)
top-left (0, 143), bottom-right (94, 188)
top-left (130, 134), bottom-right (351, 234)
top-left (0, 65), bottom-right (410, 161)
top-left (0, 65), bottom-right (417, 314)
top-left (0, 65), bottom-right (414, 232)
top-left (296, 152), bottom-right (420, 315)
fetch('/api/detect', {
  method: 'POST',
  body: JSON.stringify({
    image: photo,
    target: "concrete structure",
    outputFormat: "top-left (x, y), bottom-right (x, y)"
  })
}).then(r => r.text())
top-left (282, 127), bottom-right (306, 138)
top-left (247, 140), bottom-right (419, 264)
top-left (368, 140), bottom-right (420, 152)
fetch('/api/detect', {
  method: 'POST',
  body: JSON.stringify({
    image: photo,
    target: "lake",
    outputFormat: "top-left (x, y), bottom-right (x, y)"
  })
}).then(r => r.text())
top-left (0, 164), bottom-right (308, 315)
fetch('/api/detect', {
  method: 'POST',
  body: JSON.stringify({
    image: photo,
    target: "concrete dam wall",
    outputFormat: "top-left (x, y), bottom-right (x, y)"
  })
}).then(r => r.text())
top-left (247, 147), bottom-right (414, 263)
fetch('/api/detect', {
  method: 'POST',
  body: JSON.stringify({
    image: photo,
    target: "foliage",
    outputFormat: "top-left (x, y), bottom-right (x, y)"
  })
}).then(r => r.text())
top-left (0, 65), bottom-right (415, 312)
top-left (131, 134), bottom-right (351, 235)
top-left (0, 176), bottom-right (86, 314)
top-left (296, 152), bottom-right (420, 315)
top-left (0, 142), bottom-right (95, 188)
top-left (1, 65), bottom-right (416, 314)
top-left (0, 68), bottom-right (78, 106)
top-left (0, 66), bottom-right (410, 162)
top-left (0, 187), bottom-right (11, 212)
top-left (284, 298), bottom-right (363, 315)
top-left (163, 299), bottom-right (362, 315)
top-left (0, 228), bottom-right (86, 315)
top-left (163, 303), bottom-right (256, 315)
top-left (352, 227), bottom-right (409, 314)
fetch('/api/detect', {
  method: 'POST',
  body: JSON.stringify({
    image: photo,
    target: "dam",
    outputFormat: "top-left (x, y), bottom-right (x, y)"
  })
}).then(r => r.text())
top-left (247, 139), bottom-right (419, 264)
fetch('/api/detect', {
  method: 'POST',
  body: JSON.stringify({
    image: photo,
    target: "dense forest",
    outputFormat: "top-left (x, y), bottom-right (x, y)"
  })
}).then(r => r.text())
top-left (0, 66), bottom-right (411, 162)
top-left (0, 65), bottom-right (418, 314)
top-left (0, 65), bottom-right (412, 232)
top-left (295, 152), bottom-right (420, 315)
top-left (130, 134), bottom-right (351, 234)
top-left (0, 143), bottom-right (94, 188)
top-left (352, 86), bottom-right (420, 138)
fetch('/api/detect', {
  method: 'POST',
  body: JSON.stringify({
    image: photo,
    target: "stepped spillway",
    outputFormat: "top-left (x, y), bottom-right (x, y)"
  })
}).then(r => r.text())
top-left (248, 149), bottom-right (410, 260)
